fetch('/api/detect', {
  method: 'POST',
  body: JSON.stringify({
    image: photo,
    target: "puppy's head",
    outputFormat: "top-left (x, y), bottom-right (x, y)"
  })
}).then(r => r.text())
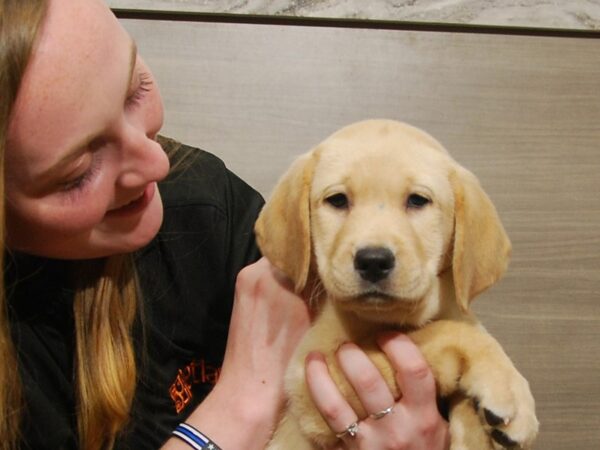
top-left (255, 120), bottom-right (511, 324)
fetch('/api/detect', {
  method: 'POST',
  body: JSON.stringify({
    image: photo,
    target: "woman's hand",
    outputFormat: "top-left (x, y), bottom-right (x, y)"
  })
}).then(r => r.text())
top-left (163, 257), bottom-right (310, 450)
top-left (306, 333), bottom-right (450, 450)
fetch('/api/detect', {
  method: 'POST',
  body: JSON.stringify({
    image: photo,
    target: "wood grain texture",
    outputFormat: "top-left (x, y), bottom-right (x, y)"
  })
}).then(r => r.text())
top-left (120, 17), bottom-right (600, 449)
top-left (108, 0), bottom-right (600, 31)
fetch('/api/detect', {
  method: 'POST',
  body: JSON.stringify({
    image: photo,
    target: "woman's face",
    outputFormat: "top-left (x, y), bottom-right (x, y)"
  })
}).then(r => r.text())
top-left (5, 0), bottom-right (170, 259)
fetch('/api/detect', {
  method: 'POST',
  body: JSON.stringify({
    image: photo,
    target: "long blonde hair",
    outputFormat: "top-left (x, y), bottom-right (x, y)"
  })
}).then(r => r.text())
top-left (73, 256), bottom-right (138, 450)
top-left (1, 1), bottom-right (139, 448)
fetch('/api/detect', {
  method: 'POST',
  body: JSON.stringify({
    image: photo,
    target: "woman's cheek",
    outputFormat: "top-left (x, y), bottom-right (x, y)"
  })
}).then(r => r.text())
top-left (49, 183), bottom-right (113, 233)
top-left (48, 201), bottom-right (109, 235)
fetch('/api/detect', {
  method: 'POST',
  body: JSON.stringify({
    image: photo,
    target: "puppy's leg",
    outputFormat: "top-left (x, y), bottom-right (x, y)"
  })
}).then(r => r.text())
top-left (447, 395), bottom-right (495, 450)
top-left (279, 304), bottom-right (371, 448)
top-left (409, 320), bottom-right (538, 450)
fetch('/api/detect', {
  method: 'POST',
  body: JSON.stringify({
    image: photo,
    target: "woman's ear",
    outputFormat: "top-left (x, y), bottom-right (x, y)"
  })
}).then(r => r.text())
top-left (255, 151), bottom-right (318, 293)
top-left (450, 166), bottom-right (512, 311)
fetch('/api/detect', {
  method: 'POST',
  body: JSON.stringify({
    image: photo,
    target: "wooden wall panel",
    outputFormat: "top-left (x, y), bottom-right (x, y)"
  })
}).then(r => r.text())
top-left (120, 17), bottom-right (600, 449)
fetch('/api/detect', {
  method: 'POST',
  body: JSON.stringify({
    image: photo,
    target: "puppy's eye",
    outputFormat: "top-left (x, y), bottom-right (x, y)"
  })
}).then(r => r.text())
top-left (325, 193), bottom-right (349, 209)
top-left (407, 193), bottom-right (431, 209)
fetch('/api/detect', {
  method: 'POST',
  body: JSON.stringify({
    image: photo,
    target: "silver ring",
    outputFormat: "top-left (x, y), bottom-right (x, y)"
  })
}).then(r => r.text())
top-left (335, 421), bottom-right (359, 439)
top-left (370, 405), bottom-right (394, 420)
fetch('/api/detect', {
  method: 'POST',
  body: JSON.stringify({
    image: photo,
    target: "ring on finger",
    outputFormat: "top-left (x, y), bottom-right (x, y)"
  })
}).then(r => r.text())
top-left (370, 405), bottom-right (395, 420)
top-left (335, 421), bottom-right (359, 439)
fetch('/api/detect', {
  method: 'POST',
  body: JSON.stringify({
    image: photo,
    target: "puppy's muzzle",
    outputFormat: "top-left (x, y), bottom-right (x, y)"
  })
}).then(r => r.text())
top-left (354, 247), bottom-right (395, 283)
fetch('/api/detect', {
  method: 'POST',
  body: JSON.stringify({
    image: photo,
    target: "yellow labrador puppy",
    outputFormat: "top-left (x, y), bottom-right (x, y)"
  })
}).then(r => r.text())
top-left (256, 120), bottom-right (538, 450)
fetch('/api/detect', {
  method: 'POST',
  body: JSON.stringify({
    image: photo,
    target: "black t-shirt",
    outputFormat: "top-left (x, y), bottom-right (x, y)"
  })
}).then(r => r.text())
top-left (6, 146), bottom-right (264, 449)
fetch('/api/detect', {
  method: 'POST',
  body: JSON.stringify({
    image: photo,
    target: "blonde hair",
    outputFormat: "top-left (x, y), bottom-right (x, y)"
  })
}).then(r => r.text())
top-left (1, 1), bottom-right (139, 448)
top-left (73, 256), bottom-right (138, 450)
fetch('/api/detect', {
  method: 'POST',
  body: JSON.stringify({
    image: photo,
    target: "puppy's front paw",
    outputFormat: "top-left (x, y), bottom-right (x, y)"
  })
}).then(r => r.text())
top-left (464, 365), bottom-right (539, 449)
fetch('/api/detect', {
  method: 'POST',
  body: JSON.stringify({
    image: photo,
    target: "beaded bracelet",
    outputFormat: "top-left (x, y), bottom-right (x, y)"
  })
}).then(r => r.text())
top-left (172, 423), bottom-right (223, 450)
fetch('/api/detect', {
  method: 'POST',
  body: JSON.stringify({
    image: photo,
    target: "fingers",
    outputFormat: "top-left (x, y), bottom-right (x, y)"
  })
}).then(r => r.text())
top-left (305, 352), bottom-right (359, 437)
top-left (378, 333), bottom-right (437, 410)
top-left (307, 336), bottom-right (434, 425)
top-left (336, 343), bottom-right (396, 415)
top-left (307, 337), bottom-right (449, 450)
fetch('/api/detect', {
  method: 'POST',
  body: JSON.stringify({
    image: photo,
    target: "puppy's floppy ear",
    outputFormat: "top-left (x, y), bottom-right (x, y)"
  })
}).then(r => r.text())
top-left (451, 166), bottom-right (511, 311)
top-left (255, 151), bottom-right (317, 293)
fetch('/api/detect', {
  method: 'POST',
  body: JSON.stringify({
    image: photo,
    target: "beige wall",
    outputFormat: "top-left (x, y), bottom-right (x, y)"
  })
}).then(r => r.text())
top-left (118, 5), bottom-right (600, 450)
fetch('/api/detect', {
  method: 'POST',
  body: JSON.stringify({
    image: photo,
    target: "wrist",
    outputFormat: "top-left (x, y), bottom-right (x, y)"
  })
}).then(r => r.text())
top-left (182, 379), bottom-right (281, 450)
top-left (172, 423), bottom-right (223, 450)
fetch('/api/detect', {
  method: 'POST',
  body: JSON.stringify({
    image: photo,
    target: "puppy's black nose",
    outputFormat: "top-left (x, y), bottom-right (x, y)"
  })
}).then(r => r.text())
top-left (354, 247), bottom-right (395, 283)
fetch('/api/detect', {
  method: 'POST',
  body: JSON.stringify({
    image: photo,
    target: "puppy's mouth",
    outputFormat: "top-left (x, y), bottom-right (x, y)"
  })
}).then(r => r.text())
top-left (348, 290), bottom-right (416, 309)
top-left (357, 291), bottom-right (397, 302)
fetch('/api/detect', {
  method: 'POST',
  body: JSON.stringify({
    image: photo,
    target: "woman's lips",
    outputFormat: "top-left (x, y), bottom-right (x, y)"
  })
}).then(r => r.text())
top-left (105, 182), bottom-right (156, 218)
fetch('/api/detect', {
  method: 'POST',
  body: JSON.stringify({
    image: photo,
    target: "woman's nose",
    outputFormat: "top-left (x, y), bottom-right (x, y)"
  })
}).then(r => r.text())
top-left (116, 124), bottom-right (170, 189)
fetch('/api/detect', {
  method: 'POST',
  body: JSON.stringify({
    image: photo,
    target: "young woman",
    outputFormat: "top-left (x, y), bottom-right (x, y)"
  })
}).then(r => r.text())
top-left (0, 0), bottom-right (449, 449)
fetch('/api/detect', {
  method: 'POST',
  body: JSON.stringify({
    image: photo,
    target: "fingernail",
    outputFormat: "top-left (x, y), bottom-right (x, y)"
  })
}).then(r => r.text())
top-left (376, 331), bottom-right (405, 346)
top-left (305, 351), bottom-right (324, 364)
top-left (336, 341), bottom-right (352, 352)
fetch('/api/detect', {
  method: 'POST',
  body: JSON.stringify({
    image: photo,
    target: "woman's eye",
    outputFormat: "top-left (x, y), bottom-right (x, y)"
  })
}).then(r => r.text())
top-left (60, 153), bottom-right (102, 195)
top-left (125, 72), bottom-right (153, 108)
top-left (61, 169), bottom-right (94, 193)
top-left (325, 193), bottom-right (349, 209)
top-left (407, 193), bottom-right (431, 209)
